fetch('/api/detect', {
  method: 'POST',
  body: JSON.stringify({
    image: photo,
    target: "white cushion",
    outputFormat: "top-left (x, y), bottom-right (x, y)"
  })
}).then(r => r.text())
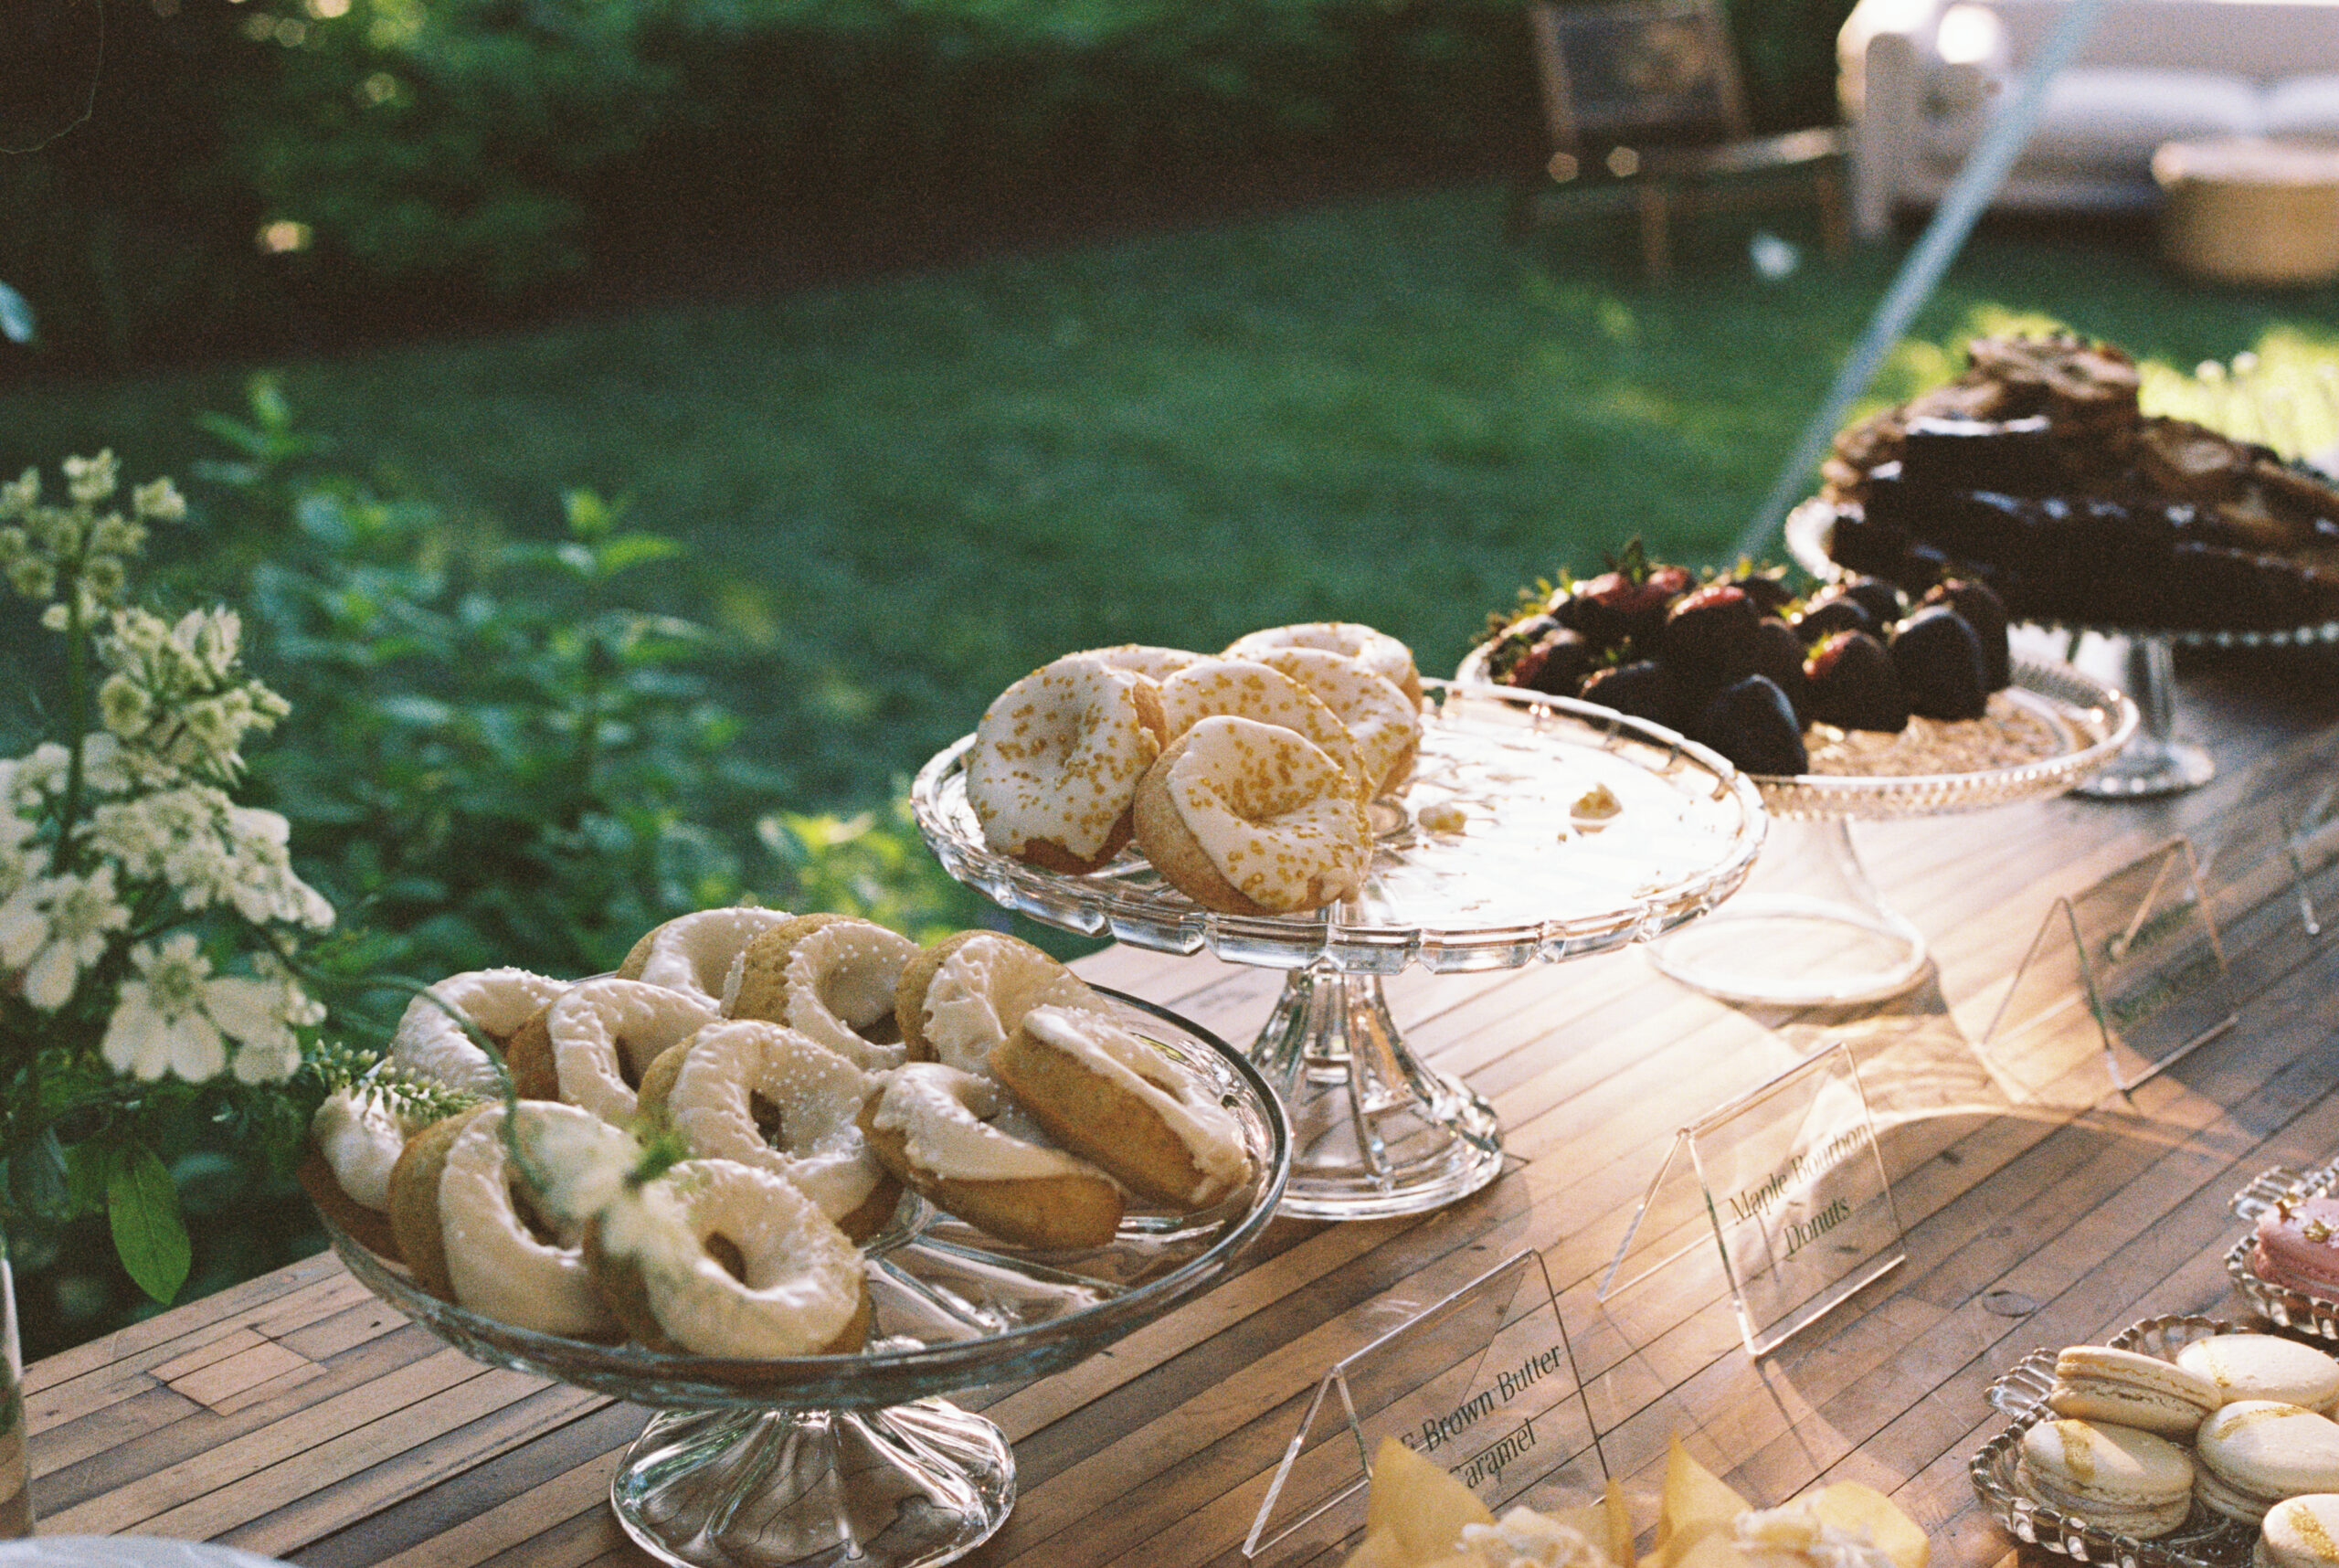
top-left (1925, 67), bottom-right (2262, 178)
top-left (2265, 76), bottom-right (2339, 140)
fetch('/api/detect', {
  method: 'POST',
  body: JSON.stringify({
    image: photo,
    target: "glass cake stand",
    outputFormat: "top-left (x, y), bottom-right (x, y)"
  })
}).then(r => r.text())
top-left (318, 991), bottom-right (1287, 1568)
top-left (911, 680), bottom-right (1767, 1222)
top-left (1785, 497), bottom-right (2338, 798)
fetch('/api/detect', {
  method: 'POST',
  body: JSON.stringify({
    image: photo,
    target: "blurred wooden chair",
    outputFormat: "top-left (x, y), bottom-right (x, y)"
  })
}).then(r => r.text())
top-left (1509, 0), bottom-right (1850, 278)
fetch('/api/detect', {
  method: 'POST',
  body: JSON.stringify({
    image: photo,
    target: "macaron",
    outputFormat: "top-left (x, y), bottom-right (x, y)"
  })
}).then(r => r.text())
top-left (2195, 1402), bottom-right (2339, 1524)
top-left (2015, 1418), bottom-right (2195, 1539)
top-left (2177, 1334), bottom-right (2339, 1414)
top-left (2047, 1345), bottom-right (2221, 1436)
top-left (2260, 1495), bottom-right (2339, 1568)
top-left (2255, 1196), bottom-right (2339, 1300)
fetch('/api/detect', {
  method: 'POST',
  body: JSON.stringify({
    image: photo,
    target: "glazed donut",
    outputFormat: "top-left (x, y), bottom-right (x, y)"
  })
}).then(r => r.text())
top-left (1154, 659), bottom-right (1364, 800)
top-left (1225, 622), bottom-right (1423, 709)
top-left (619, 906), bottom-right (792, 1011)
top-left (725, 914), bottom-right (920, 1073)
top-left (1131, 715), bottom-right (1371, 916)
top-left (1086, 644), bottom-right (1208, 684)
top-left (386, 1100), bottom-right (629, 1338)
top-left (992, 1005), bottom-right (1250, 1210)
top-left (963, 652), bottom-right (1167, 874)
top-left (642, 1020), bottom-right (900, 1241)
top-left (505, 977), bottom-right (719, 1124)
top-left (299, 1086), bottom-right (414, 1257)
top-left (895, 930), bottom-right (1106, 1075)
top-left (587, 1158), bottom-right (870, 1358)
top-left (858, 1064), bottom-right (1124, 1248)
top-left (1238, 645), bottom-right (1419, 797)
top-left (388, 968), bottom-right (567, 1097)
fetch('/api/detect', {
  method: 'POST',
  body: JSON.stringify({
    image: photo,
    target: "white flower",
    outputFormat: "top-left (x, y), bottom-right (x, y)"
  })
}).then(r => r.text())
top-left (62, 450), bottom-right (117, 506)
top-left (101, 935), bottom-right (226, 1082)
top-left (97, 674), bottom-right (153, 740)
top-left (13, 743), bottom-right (69, 804)
top-left (4, 864), bottom-right (131, 1012)
top-left (131, 477), bottom-right (184, 523)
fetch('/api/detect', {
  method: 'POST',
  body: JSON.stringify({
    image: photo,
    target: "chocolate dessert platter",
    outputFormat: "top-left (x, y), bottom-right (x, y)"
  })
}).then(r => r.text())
top-left (1792, 334), bottom-right (2339, 796)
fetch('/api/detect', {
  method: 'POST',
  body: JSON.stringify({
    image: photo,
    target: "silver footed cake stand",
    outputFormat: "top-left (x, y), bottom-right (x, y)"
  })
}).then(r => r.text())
top-left (912, 681), bottom-right (1767, 1222)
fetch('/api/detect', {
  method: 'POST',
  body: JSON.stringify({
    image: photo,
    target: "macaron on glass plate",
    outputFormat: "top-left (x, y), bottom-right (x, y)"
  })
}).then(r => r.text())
top-left (2229, 1162), bottom-right (2339, 1341)
top-left (1970, 1315), bottom-right (2260, 1568)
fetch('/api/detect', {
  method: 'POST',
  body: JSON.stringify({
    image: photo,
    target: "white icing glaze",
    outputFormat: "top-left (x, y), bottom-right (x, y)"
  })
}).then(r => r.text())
top-left (546, 977), bottom-right (719, 1124)
top-left (1733, 1504), bottom-right (1898, 1568)
top-left (1241, 644), bottom-right (1419, 796)
top-left (595, 1158), bottom-right (864, 1358)
top-left (965, 652), bottom-right (1162, 863)
top-left (388, 968), bottom-right (566, 1096)
top-left (626, 907), bottom-right (792, 1010)
top-left (1460, 1509), bottom-right (1614, 1568)
top-left (665, 1020), bottom-right (886, 1223)
top-left (311, 1087), bottom-right (414, 1212)
top-left (872, 1064), bottom-right (1105, 1183)
top-left (782, 921), bottom-right (918, 1071)
top-left (1021, 1005), bottom-right (1249, 1204)
top-left (1224, 621), bottom-right (1419, 705)
top-left (921, 934), bottom-right (1104, 1077)
top-left (437, 1102), bottom-right (621, 1338)
top-left (1087, 644), bottom-right (1207, 683)
top-left (1156, 658), bottom-right (1363, 797)
top-left (1158, 715), bottom-right (1369, 913)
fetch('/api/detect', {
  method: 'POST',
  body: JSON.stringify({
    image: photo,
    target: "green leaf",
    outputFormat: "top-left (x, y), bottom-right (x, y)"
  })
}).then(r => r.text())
top-left (592, 533), bottom-right (683, 576)
top-left (5, 1129), bottom-right (70, 1222)
top-left (106, 1146), bottom-right (191, 1305)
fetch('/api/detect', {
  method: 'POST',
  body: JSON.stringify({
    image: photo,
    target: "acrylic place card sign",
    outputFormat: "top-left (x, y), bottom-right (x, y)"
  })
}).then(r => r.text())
top-left (2200, 732), bottom-right (2339, 939)
top-left (1601, 1044), bottom-right (1904, 1358)
top-left (1244, 1251), bottom-right (1604, 1563)
top-left (1980, 836), bottom-right (2236, 1101)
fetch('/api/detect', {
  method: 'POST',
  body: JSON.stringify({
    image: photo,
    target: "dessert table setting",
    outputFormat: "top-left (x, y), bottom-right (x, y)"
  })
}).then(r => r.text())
top-left (23, 334), bottom-right (2339, 1568)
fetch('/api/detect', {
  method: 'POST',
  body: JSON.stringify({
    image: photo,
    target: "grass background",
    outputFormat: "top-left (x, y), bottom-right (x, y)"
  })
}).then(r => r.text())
top-left (7, 184), bottom-right (2339, 808)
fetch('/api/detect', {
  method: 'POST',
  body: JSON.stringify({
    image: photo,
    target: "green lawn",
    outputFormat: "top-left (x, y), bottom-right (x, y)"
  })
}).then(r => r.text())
top-left (6, 184), bottom-right (2339, 807)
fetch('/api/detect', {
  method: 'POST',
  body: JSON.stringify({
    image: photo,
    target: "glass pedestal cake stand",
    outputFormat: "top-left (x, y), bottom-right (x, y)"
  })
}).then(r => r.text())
top-left (911, 681), bottom-right (1767, 1222)
top-left (318, 991), bottom-right (1287, 1568)
top-left (1786, 497), bottom-right (2339, 799)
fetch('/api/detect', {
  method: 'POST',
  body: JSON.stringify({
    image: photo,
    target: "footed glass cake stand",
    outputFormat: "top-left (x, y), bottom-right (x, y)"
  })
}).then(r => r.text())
top-left (320, 991), bottom-right (1286, 1568)
top-left (912, 681), bottom-right (1767, 1222)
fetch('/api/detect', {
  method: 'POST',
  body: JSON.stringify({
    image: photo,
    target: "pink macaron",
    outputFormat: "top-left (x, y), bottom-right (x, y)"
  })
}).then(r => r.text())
top-left (2255, 1196), bottom-right (2339, 1299)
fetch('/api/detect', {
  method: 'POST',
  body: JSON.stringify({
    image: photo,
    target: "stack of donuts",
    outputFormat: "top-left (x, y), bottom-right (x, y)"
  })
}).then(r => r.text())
top-left (302, 907), bottom-right (1253, 1358)
top-left (962, 621), bottom-right (1424, 916)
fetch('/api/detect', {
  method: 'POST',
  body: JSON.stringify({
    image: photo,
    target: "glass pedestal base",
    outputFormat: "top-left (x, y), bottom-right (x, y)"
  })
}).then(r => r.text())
top-left (612, 1400), bottom-right (1015, 1568)
top-left (1646, 816), bottom-right (1929, 1007)
top-left (1250, 965), bottom-right (1505, 1220)
top-left (2072, 635), bottom-right (2214, 800)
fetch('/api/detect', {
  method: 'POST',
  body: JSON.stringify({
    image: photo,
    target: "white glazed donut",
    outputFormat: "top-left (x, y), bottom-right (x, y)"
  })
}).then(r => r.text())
top-left (1239, 644), bottom-right (1420, 797)
top-left (654, 1020), bottom-right (898, 1239)
top-left (994, 1005), bottom-right (1251, 1210)
top-left (1131, 715), bottom-right (1371, 915)
top-left (310, 1087), bottom-right (414, 1213)
top-left (1086, 644), bottom-right (1208, 684)
top-left (388, 968), bottom-right (568, 1096)
top-left (860, 1064), bottom-right (1125, 1248)
top-left (1224, 621), bottom-right (1422, 709)
top-left (426, 1101), bottom-right (630, 1338)
top-left (963, 652), bottom-right (1167, 874)
top-left (726, 915), bottom-right (920, 1073)
top-left (588, 1158), bottom-right (869, 1358)
top-left (1154, 658), bottom-right (1364, 799)
top-left (509, 977), bottom-right (719, 1124)
top-left (908, 932), bottom-right (1107, 1076)
top-left (619, 906), bottom-right (793, 1011)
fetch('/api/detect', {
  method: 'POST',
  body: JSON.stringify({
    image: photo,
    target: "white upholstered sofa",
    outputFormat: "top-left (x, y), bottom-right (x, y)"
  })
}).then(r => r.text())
top-left (1838, 0), bottom-right (2339, 236)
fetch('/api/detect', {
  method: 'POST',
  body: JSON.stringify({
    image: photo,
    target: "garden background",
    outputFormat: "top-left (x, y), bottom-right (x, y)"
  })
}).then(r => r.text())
top-left (5, 0), bottom-right (2339, 1360)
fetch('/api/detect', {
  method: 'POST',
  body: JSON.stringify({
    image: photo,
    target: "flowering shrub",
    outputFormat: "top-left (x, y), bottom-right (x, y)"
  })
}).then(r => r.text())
top-left (0, 454), bottom-right (335, 1304)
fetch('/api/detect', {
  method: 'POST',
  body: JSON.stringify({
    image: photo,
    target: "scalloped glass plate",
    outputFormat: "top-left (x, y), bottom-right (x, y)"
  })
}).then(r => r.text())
top-left (321, 989), bottom-right (1287, 1411)
top-left (910, 679), bottom-right (1766, 977)
top-left (1784, 496), bottom-right (2339, 650)
top-left (1971, 1315), bottom-right (2260, 1568)
top-left (2226, 1161), bottom-right (2339, 1342)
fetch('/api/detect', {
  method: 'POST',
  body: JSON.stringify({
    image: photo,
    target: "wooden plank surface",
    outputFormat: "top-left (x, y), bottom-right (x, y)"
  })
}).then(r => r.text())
top-left (26, 657), bottom-right (2339, 1568)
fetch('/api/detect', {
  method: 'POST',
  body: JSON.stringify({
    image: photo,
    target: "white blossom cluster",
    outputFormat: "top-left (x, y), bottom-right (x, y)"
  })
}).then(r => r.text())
top-left (0, 456), bottom-right (337, 1086)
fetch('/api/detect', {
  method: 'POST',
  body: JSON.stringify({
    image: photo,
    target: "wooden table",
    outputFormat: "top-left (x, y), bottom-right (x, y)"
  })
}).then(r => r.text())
top-left (26, 653), bottom-right (2339, 1568)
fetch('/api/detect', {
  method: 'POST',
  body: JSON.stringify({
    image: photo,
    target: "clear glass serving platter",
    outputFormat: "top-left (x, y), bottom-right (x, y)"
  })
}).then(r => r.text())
top-left (2227, 1160), bottom-right (2339, 1341)
top-left (1971, 1314), bottom-right (2260, 1568)
top-left (911, 678), bottom-right (1767, 977)
top-left (316, 989), bottom-right (1289, 1568)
